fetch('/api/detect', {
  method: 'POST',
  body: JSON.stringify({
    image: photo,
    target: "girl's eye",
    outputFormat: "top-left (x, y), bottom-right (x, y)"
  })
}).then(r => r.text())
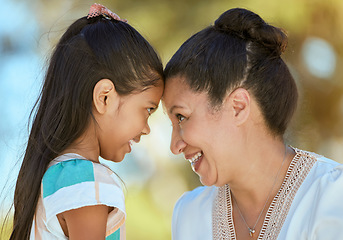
top-left (147, 108), bottom-right (155, 116)
top-left (176, 114), bottom-right (185, 124)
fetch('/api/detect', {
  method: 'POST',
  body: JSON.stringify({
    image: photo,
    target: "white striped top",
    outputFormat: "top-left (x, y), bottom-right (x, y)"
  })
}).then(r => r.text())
top-left (30, 153), bottom-right (126, 240)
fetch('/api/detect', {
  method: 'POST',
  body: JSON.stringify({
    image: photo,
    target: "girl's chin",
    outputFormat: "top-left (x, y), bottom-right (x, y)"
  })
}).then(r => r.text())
top-left (101, 152), bottom-right (126, 163)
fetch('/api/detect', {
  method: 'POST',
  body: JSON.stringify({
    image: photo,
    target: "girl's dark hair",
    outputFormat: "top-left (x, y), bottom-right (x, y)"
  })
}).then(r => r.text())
top-left (10, 15), bottom-right (163, 240)
top-left (164, 8), bottom-right (297, 136)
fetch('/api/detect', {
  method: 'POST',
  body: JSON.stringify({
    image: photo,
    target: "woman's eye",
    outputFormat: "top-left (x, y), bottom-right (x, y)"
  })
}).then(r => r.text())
top-left (176, 114), bottom-right (185, 124)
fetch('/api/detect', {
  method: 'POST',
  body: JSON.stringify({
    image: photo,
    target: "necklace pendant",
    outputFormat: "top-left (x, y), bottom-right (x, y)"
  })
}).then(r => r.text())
top-left (249, 228), bottom-right (255, 237)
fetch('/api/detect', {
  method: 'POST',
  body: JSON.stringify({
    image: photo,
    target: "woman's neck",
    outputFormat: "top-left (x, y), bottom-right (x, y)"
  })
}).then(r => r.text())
top-left (228, 135), bottom-right (295, 210)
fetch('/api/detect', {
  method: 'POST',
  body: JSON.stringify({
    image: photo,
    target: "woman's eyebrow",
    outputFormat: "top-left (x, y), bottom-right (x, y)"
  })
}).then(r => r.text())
top-left (169, 105), bottom-right (184, 115)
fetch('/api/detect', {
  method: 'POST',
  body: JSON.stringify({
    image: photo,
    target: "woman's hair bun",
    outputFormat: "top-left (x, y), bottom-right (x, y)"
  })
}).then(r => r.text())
top-left (214, 8), bottom-right (288, 56)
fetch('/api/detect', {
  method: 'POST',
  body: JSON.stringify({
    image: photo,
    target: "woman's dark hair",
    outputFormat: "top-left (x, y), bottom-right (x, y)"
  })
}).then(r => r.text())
top-left (10, 15), bottom-right (163, 240)
top-left (164, 8), bottom-right (297, 136)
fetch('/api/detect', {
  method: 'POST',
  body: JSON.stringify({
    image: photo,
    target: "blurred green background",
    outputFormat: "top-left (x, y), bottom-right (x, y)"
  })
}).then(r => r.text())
top-left (1, 0), bottom-right (343, 239)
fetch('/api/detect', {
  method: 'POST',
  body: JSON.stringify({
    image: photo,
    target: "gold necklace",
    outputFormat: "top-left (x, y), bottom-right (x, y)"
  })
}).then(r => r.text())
top-left (231, 146), bottom-right (287, 238)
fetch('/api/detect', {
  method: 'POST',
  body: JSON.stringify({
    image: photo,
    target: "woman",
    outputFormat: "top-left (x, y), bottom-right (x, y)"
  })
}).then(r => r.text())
top-left (162, 8), bottom-right (343, 240)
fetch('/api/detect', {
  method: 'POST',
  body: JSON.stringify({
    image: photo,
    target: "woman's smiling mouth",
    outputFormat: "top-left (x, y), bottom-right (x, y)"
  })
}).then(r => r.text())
top-left (185, 152), bottom-right (203, 172)
top-left (186, 152), bottom-right (202, 164)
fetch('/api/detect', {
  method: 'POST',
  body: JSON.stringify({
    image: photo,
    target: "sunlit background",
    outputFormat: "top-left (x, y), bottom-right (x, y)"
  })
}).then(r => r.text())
top-left (1, 0), bottom-right (343, 239)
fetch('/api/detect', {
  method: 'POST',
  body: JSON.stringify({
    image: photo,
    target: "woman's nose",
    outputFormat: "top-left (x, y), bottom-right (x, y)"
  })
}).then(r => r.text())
top-left (170, 127), bottom-right (186, 155)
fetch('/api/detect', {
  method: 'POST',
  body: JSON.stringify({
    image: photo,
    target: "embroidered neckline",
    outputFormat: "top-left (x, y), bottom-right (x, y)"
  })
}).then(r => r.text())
top-left (212, 148), bottom-right (318, 240)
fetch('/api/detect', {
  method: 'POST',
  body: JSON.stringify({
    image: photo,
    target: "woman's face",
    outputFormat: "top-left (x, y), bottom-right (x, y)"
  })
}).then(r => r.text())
top-left (162, 76), bottom-right (239, 186)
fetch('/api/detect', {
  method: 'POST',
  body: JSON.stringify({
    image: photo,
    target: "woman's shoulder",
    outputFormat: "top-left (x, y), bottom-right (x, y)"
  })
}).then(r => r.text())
top-left (177, 185), bottom-right (217, 205)
top-left (285, 147), bottom-right (343, 218)
top-left (172, 186), bottom-right (217, 240)
top-left (292, 147), bottom-right (343, 208)
top-left (282, 148), bottom-right (343, 238)
top-left (295, 148), bottom-right (342, 179)
top-left (311, 153), bottom-right (343, 187)
top-left (174, 185), bottom-right (217, 218)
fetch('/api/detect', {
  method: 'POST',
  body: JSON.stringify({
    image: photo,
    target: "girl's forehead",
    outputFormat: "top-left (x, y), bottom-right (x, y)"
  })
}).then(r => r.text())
top-left (140, 84), bottom-right (164, 99)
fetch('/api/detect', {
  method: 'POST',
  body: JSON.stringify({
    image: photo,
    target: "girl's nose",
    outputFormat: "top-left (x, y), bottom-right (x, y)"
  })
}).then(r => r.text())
top-left (142, 122), bottom-right (151, 135)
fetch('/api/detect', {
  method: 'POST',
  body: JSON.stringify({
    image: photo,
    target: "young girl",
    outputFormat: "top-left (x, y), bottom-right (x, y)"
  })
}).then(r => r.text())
top-left (10, 3), bottom-right (164, 240)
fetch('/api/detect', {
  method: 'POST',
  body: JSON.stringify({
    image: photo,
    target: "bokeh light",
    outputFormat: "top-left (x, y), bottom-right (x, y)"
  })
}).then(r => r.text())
top-left (301, 37), bottom-right (336, 79)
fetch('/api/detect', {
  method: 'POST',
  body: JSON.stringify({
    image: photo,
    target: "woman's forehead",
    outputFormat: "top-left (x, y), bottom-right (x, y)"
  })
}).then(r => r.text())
top-left (163, 76), bottom-right (210, 112)
top-left (164, 77), bottom-right (192, 101)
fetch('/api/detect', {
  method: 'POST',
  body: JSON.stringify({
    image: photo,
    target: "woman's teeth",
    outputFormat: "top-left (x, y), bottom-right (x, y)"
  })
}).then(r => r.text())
top-left (187, 152), bottom-right (202, 164)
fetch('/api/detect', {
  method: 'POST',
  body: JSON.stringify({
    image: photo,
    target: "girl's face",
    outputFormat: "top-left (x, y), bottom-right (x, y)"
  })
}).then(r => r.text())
top-left (97, 80), bottom-right (164, 162)
top-left (162, 76), bottom-right (240, 187)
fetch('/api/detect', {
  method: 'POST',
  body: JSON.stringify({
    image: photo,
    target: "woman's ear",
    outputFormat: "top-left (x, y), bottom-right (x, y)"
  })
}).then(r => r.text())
top-left (224, 88), bottom-right (251, 126)
top-left (93, 79), bottom-right (118, 114)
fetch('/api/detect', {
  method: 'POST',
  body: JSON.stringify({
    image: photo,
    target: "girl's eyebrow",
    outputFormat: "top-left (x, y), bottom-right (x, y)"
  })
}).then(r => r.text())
top-left (149, 101), bottom-right (159, 109)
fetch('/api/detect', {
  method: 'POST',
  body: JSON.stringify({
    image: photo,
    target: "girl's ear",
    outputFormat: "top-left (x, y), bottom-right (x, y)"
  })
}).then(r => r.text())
top-left (223, 88), bottom-right (251, 126)
top-left (93, 79), bottom-right (119, 114)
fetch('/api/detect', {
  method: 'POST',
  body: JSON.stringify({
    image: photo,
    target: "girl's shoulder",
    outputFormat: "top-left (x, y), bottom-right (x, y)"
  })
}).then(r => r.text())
top-left (36, 154), bottom-right (126, 238)
top-left (42, 153), bottom-right (126, 215)
top-left (43, 153), bottom-right (122, 197)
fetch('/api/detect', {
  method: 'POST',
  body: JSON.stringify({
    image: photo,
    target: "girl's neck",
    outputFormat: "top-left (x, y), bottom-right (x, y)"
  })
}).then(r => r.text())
top-left (60, 148), bottom-right (100, 163)
top-left (61, 123), bottom-right (100, 163)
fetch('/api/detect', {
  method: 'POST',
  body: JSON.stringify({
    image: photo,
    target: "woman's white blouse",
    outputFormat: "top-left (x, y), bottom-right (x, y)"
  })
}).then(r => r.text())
top-left (172, 150), bottom-right (343, 240)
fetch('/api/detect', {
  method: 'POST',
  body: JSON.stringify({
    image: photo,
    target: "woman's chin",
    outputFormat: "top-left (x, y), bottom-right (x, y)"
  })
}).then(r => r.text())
top-left (199, 174), bottom-right (225, 187)
top-left (199, 176), bottom-right (215, 187)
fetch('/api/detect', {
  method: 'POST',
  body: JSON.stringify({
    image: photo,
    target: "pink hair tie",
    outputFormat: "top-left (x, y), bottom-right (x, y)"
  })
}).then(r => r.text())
top-left (87, 3), bottom-right (127, 22)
